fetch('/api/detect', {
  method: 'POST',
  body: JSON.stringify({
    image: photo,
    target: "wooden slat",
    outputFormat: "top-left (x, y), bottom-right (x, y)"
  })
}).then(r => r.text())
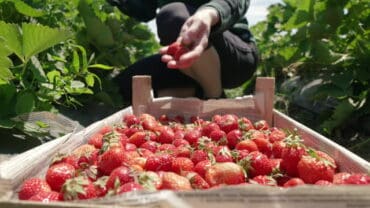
top-left (132, 75), bottom-right (153, 116)
top-left (255, 77), bottom-right (275, 125)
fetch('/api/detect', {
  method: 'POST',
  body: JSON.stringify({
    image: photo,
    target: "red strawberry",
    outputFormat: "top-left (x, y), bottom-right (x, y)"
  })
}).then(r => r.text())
top-left (344, 173), bottom-right (370, 185)
top-left (215, 114), bottom-right (239, 133)
top-left (46, 163), bottom-right (75, 192)
top-left (136, 148), bottom-right (154, 158)
top-left (159, 172), bottom-right (192, 190)
top-left (251, 175), bottom-right (277, 186)
top-left (271, 140), bottom-right (286, 158)
top-left (182, 171), bottom-right (210, 190)
top-left (98, 126), bottom-right (113, 135)
top-left (18, 178), bottom-right (51, 200)
top-left (240, 151), bottom-right (273, 178)
top-left (205, 162), bottom-right (246, 186)
top-left (140, 140), bottom-right (158, 153)
top-left (174, 145), bottom-right (192, 158)
top-left (209, 130), bottom-right (227, 144)
top-left (158, 143), bottom-right (176, 154)
top-left (214, 146), bottom-right (233, 163)
top-left (144, 153), bottom-right (174, 172)
top-left (93, 176), bottom-right (109, 197)
top-left (123, 114), bottom-right (140, 127)
top-left (155, 126), bottom-right (175, 144)
top-left (138, 171), bottom-right (162, 190)
top-left (254, 120), bottom-right (269, 130)
top-left (238, 117), bottom-right (254, 131)
top-left (28, 191), bottom-right (61, 202)
top-left (315, 180), bottom-right (332, 186)
top-left (172, 157), bottom-right (195, 174)
top-left (283, 178), bottom-right (305, 187)
top-left (193, 160), bottom-right (212, 178)
top-left (333, 172), bottom-right (351, 184)
top-left (167, 42), bottom-right (181, 56)
top-left (201, 122), bottom-right (220, 137)
top-left (226, 129), bottom-right (242, 149)
top-left (191, 149), bottom-right (208, 165)
top-left (106, 166), bottom-right (135, 190)
top-left (297, 150), bottom-right (336, 184)
top-left (280, 140), bottom-right (307, 177)
top-left (129, 131), bottom-right (149, 147)
top-left (118, 182), bottom-right (143, 194)
top-left (268, 127), bottom-right (286, 143)
top-left (173, 138), bottom-right (189, 147)
top-left (174, 46), bottom-right (188, 60)
top-left (62, 176), bottom-right (97, 200)
top-left (97, 147), bottom-right (126, 175)
top-left (184, 128), bottom-right (202, 146)
top-left (232, 149), bottom-right (250, 162)
top-left (235, 139), bottom-right (258, 152)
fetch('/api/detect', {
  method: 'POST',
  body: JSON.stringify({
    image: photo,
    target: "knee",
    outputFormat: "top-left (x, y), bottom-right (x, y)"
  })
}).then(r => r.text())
top-left (156, 3), bottom-right (190, 45)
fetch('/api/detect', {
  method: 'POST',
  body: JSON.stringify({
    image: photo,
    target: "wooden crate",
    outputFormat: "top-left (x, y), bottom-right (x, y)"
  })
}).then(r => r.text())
top-left (0, 76), bottom-right (369, 208)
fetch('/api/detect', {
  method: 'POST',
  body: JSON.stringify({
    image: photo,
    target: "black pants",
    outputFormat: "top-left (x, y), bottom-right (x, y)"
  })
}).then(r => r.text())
top-left (114, 2), bottom-right (259, 101)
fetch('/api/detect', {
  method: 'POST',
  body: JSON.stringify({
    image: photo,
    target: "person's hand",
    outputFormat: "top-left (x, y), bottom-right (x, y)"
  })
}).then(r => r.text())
top-left (160, 7), bottom-right (219, 69)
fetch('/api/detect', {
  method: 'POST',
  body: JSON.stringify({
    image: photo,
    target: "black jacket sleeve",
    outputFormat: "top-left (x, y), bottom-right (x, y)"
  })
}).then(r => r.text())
top-left (107, 0), bottom-right (157, 22)
top-left (200, 0), bottom-right (250, 34)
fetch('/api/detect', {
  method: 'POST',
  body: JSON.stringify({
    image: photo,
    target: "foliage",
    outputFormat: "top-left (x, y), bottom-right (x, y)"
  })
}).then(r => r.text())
top-left (251, 0), bottom-right (370, 156)
top-left (0, 0), bottom-right (159, 143)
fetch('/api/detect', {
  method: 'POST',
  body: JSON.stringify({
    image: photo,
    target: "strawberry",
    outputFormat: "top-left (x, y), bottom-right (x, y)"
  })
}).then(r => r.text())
top-left (182, 171), bottom-right (210, 190)
top-left (235, 139), bottom-right (258, 152)
top-left (158, 143), bottom-right (176, 154)
top-left (123, 114), bottom-right (140, 127)
top-left (254, 120), bottom-right (269, 130)
top-left (140, 140), bottom-right (158, 153)
top-left (240, 151), bottom-right (273, 178)
top-left (93, 176), bottom-right (109, 197)
top-left (250, 175), bottom-right (277, 186)
top-left (283, 178), bottom-right (305, 187)
top-left (173, 138), bottom-right (189, 147)
top-left (268, 127), bottom-right (286, 143)
top-left (46, 163), bottom-right (76, 192)
top-left (174, 145), bottom-right (192, 158)
top-left (18, 178), bottom-right (51, 200)
top-left (137, 148), bottom-right (154, 158)
top-left (28, 191), bottom-right (61, 202)
top-left (297, 150), bottom-right (337, 184)
top-left (271, 140), bottom-right (286, 158)
top-left (172, 157), bottom-right (194, 174)
top-left (97, 147), bottom-right (126, 175)
top-left (129, 131), bottom-right (150, 147)
top-left (191, 149), bottom-right (208, 165)
top-left (238, 117), bottom-right (254, 131)
top-left (159, 172), bottom-right (192, 190)
top-left (205, 162), bottom-right (246, 186)
top-left (232, 149), bottom-right (250, 162)
top-left (209, 129), bottom-right (227, 144)
top-left (280, 137), bottom-right (307, 177)
top-left (62, 176), bottom-right (97, 200)
top-left (106, 166), bottom-right (135, 190)
top-left (252, 137), bottom-right (272, 157)
top-left (138, 171), bottom-right (162, 190)
top-left (88, 133), bottom-right (104, 149)
top-left (144, 153), bottom-right (174, 172)
top-left (344, 173), bottom-right (370, 185)
top-left (167, 42), bottom-right (189, 61)
top-left (214, 146), bottom-right (233, 163)
top-left (118, 182), bottom-right (143, 194)
top-left (174, 46), bottom-right (188, 61)
top-left (315, 180), bottom-right (332, 186)
top-left (333, 172), bottom-right (351, 184)
top-left (201, 122), bottom-right (220, 137)
top-left (98, 126), bottom-right (113, 135)
top-left (226, 129), bottom-right (242, 149)
top-left (193, 159), bottom-right (212, 178)
top-left (184, 128), bottom-right (202, 146)
top-left (215, 114), bottom-right (239, 133)
top-left (155, 126), bottom-right (175, 144)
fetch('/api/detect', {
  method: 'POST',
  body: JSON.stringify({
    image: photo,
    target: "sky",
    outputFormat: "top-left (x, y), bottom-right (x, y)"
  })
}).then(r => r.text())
top-left (147, 0), bottom-right (282, 35)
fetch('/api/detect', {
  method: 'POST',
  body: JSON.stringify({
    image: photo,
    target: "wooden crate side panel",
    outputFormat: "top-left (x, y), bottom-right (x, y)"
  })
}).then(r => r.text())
top-left (273, 110), bottom-right (370, 173)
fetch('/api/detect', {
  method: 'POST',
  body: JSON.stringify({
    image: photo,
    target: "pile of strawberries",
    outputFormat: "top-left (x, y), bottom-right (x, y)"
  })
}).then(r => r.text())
top-left (18, 113), bottom-right (370, 202)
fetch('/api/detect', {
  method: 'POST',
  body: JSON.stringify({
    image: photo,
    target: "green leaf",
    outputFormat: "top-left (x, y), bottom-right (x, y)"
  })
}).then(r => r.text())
top-left (85, 73), bottom-right (95, 87)
top-left (284, 10), bottom-right (310, 30)
top-left (15, 92), bottom-right (35, 115)
top-left (71, 45), bottom-right (88, 73)
top-left (132, 24), bottom-right (152, 40)
top-left (72, 50), bottom-right (80, 73)
top-left (321, 99), bottom-right (355, 134)
top-left (0, 83), bottom-right (16, 117)
top-left (88, 64), bottom-right (113, 70)
top-left (0, 67), bottom-right (14, 82)
top-left (0, 21), bottom-right (23, 60)
top-left (47, 70), bottom-right (61, 83)
top-left (12, 0), bottom-right (45, 17)
top-left (314, 84), bottom-right (348, 99)
top-left (30, 56), bottom-right (47, 82)
top-left (22, 23), bottom-right (72, 61)
top-left (311, 40), bottom-right (332, 64)
top-left (70, 80), bottom-right (85, 89)
top-left (78, 0), bottom-right (115, 48)
top-left (279, 46), bottom-right (299, 61)
top-left (0, 119), bottom-right (16, 129)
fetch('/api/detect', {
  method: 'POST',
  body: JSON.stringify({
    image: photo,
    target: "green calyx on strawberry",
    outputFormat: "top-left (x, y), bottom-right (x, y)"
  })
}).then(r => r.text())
top-left (61, 176), bottom-right (97, 200)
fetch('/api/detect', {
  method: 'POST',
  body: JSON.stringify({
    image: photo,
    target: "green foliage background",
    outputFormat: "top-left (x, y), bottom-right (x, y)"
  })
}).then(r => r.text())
top-left (250, 0), bottom-right (370, 159)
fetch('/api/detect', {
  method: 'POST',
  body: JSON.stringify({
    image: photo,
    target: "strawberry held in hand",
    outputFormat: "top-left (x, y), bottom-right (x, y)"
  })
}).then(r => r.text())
top-left (166, 42), bottom-right (189, 61)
